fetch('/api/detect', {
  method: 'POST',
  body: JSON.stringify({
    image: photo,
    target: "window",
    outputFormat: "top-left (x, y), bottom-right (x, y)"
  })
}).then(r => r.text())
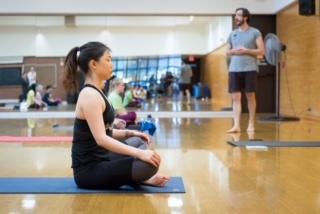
top-left (138, 58), bottom-right (148, 69)
top-left (148, 58), bottom-right (158, 68)
top-left (111, 55), bottom-right (182, 85)
top-left (158, 57), bottom-right (168, 71)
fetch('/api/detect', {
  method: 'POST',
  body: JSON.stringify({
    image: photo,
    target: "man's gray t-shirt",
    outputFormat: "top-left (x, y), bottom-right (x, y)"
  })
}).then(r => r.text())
top-left (227, 27), bottom-right (262, 72)
top-left (179, 64), bottom-right (192, 84)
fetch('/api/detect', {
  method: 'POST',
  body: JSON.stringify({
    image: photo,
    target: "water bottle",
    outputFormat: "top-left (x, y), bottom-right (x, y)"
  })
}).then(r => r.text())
top-left (139, 114), bottom-right (156, 136)
top-left (146, 114), bottom-right (156, 136)
top-left (147, 114), bottom-right (155, 123)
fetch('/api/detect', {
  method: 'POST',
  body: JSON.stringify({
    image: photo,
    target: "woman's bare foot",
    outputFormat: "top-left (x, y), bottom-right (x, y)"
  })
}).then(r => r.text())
top-left (226, 127), bottom-right (241, 133)
top-left (143, 174), bottom-right (171, 187)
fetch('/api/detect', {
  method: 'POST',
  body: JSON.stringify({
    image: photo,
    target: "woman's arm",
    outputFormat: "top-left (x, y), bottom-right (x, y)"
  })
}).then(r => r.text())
top-left (79, 89), bottom-right (157, 165)
top-left (112, 129), bottom-right (151, 144)
top-left (80, 90), bottom-right (138, 156)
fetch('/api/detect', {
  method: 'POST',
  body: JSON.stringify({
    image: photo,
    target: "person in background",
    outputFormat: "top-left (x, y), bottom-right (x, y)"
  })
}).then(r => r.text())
top-left (26, 84), bottom-right (46, 109)
top-left (108, 78), bottom-right (137, 126)
top-left (42, 85), bottom-right (61, 106)
top-left (19, 70), bottom-right (29, 102)
top-left (164, 71), bottom-right (176, 97)
top-left (226, 8), bottom-right (265, 133)
top-left (27, 66), bottom-right (37, 86)
top-left (123, 84), bottom-right (141, 108)
top-left (179, 60), bottom-right (193, 103)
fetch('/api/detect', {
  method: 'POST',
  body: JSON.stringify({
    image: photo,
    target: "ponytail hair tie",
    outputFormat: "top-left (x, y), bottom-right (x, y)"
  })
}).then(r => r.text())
top-left (76, 47), bottom-right (80, 61)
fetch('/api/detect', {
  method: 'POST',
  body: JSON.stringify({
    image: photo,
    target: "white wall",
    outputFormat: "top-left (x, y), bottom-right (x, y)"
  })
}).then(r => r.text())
top-left (206, 16), bottom-right (232, 52)
top-left (0, 0), bottom-right (276, 15)
top-left (273, 0), bottom-right (296, 13)
top-left (0, 25), bottom-right (209, 57)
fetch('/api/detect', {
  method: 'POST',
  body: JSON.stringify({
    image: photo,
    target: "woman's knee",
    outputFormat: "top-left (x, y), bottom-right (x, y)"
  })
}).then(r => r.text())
top-left (125, 137), bottom-right (145, 148)
top-left (132, 160), bottom-right (158, 183)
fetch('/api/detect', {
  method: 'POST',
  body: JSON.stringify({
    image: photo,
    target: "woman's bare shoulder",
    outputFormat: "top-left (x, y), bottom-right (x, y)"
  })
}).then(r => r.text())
top-left (75, 88), bottom-right (105, 119)
top-left (78, 87), bottom-right (105, 108)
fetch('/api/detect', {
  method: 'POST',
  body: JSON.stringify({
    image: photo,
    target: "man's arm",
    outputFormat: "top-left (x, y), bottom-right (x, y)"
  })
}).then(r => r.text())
top-left (226, 43), bottom-right (238, 56)
top-left (245, 35), bottom-right (265, 57)
top-left (236, 35), bottom-right (265, 57)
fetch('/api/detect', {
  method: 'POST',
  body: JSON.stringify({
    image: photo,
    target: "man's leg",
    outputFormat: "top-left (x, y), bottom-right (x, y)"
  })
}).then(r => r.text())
top-left (227, 92), bottom-right (242, 133)
top-left (244, 71), bottom-right (257, 132)
top-left (246, 92), bottom-right (256, 132)
top-left (185, 89), bottom-right (191, 104)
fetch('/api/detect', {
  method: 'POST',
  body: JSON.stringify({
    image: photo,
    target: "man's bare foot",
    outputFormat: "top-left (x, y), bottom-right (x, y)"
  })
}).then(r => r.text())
top-left (227, 132), bottom-right (241, 142)
top-left (226, 127), bottom-right (241, 133)
top-left (247, 124), bottom-right (255, 132)
top-left (247, 130), bottom-right (255, 140)
top-left (143, 174), bottom-right (171, 187)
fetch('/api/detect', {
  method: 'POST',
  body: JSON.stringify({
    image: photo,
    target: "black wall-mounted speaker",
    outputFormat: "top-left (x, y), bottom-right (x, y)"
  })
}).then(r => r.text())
top-left (299, 0), bottom-right (319, 16)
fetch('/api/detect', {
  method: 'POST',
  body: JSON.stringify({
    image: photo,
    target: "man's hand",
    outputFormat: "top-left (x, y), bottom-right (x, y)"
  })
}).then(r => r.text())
top-left (231, 47), bottom-right (249, 55)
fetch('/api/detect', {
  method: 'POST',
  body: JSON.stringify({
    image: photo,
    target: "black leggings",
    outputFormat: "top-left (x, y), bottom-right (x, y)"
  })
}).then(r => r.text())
top-left (73, 137), bottom-right (158, 189)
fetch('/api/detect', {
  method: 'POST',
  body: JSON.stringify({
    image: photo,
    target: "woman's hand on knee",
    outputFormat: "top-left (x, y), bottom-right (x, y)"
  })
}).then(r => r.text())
top-left (137, 149), bottom-right (161, 168)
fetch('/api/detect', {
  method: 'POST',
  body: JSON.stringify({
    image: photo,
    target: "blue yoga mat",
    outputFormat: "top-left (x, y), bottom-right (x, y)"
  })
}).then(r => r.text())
top-left (0, 177), bottom-right (185, 194)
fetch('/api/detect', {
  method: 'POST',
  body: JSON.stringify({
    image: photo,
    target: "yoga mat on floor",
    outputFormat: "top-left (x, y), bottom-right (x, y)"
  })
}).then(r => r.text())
top-left (0, 136), bottom-right (72, 143)
top-left (0, 177), bottom-right (185, 194)
top-left (228, 140), bottom-right (320, 147)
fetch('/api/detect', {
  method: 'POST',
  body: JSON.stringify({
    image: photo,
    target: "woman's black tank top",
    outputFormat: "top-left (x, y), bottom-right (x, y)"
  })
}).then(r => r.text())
top-left (72, 84), bottom-right (115, 169)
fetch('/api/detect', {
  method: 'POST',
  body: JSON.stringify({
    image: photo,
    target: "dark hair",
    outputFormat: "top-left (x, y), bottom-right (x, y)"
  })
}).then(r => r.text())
top-left (46, 85), bottom-right (52, 90)
top-left (235, 8), bottom-right (251, 23)
top-left (28, 83), bottom-right (37, 93)
top-left (63, 41), bottom-right (111, 93)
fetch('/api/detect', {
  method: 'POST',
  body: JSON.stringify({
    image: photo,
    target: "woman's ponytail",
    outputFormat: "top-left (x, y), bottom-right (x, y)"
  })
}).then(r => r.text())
top-left (63, 47), bottom-right (79, 93)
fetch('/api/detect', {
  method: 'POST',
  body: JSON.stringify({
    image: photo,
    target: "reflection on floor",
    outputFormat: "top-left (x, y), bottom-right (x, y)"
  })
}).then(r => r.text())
top-left (0, 98), bottom-right (233, 119)
top-left (0, 98), bottom-right (320, 213)
top-left (0, 97), bottom-right (226, 112)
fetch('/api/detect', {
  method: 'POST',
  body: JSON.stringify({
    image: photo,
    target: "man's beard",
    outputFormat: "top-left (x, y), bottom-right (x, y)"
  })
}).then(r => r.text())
top-left (236, 19), bottom-right (245, 27)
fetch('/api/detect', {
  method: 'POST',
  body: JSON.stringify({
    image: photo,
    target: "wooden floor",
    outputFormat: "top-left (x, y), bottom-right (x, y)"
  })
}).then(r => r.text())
top-left (1, 99), bottom-right (320, 213)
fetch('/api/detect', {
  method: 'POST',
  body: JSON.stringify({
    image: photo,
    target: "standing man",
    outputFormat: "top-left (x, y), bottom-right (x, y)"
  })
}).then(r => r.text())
top-left (179, 60), bottom-right (193, 104)
top-left (226, 8), bottom-right (264, 133)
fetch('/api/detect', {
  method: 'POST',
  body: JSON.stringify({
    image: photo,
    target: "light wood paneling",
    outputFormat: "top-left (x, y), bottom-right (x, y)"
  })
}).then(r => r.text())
top-left (201, 45), bottom-right (231, 109)
top-left (277, 3), bottom-right (320, 120)
top-left (0, 86), bottom-right (21, 99)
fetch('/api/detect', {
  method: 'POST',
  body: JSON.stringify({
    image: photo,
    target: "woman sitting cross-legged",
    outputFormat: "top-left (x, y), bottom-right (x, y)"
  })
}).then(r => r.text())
top-left (27, 84), bottom-right (47, 110)
top-left (123, 84), bottom-right (142, 108)
top-left (63, 41), bottom-right (170, 189)
top-left (42, 85), bottom-right (61, 106)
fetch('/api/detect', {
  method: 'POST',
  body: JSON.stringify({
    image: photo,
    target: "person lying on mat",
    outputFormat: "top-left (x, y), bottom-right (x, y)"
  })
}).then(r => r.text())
top-left (63, 41), bottom-right (170, 189)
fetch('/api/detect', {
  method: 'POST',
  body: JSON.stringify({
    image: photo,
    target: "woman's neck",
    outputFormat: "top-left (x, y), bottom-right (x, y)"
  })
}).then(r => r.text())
top-left (84, 78), bottom-right (104, 90)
